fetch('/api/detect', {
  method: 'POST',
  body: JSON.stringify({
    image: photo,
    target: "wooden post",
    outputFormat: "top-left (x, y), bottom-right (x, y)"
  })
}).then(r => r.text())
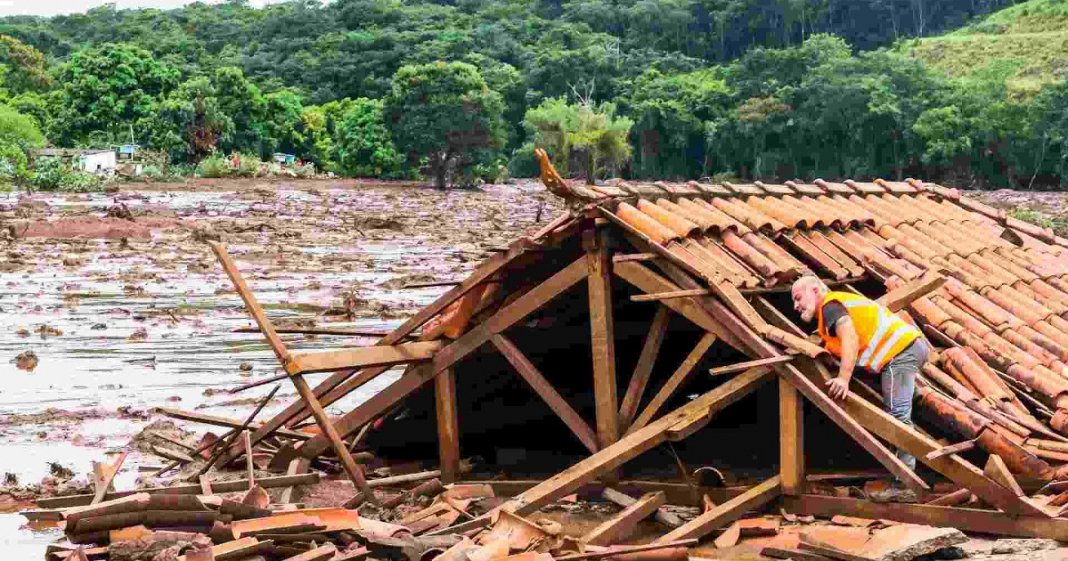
top-left (779, 376), bottom-right (805, 495)
top-left (243, 431), bottom-right (255, 489)
top-left (586, 228), bottom-right (620, 451)
top-left (435, 368), bottom-right (461, 483)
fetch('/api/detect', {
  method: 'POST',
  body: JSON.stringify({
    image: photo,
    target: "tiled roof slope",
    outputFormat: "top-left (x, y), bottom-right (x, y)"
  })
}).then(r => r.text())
top-left (535, 151), bottom-right (1068, 465)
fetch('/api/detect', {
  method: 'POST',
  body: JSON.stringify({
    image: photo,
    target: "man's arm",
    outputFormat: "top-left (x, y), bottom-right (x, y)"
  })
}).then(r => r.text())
top-left (827, 316), bottom-right (858, 400)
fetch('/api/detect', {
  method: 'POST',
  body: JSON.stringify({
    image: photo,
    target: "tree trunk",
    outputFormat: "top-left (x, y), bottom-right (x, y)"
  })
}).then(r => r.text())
top-left (432, 152), bottom-right (448, 190)
top-left (586, 149), bottom-right (596, 185)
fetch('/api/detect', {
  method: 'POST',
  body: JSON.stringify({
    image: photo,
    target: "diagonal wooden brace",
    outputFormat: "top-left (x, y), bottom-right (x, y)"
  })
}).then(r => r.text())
top-left (208, 241), bottom-right (377, 503)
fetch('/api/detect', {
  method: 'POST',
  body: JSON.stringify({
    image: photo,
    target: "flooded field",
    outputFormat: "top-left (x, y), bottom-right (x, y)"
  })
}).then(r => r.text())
top-left (0, 177), bottom-right (564, 557)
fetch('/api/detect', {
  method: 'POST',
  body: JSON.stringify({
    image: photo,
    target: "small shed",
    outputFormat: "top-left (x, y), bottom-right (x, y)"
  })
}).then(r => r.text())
top-left (32, 148), bottom-right (117, 175)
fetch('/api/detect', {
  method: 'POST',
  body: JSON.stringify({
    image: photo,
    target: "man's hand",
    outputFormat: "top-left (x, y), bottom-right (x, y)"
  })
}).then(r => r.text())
top-left (827, 375), bottom-right (851, 400)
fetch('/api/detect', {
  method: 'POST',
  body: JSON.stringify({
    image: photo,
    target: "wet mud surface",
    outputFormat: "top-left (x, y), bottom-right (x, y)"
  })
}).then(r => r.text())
top-left (0, 178), bottom-right (562, 557)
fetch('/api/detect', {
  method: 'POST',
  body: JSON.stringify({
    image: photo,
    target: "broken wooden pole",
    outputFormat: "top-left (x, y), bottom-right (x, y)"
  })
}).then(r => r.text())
top-left (583, 491), bottom-right (666, 545)
top-left (629, 288), bottom-right (710, 302)
top-left (208, 242), bottom-right (376, 504)
top-left (709, 355), bottom-right (794, 377)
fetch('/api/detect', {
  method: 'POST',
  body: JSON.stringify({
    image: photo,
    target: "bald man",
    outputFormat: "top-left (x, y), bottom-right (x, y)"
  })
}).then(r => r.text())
top-left (791, 277), bottom-right (928, 500)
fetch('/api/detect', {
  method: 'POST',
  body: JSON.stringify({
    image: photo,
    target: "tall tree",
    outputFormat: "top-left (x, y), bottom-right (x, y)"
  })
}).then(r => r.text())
top-left (384, 61), bottom-right (505, 188)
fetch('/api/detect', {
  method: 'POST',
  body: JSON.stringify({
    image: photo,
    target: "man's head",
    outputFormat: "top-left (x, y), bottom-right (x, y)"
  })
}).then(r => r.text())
top-left (791, 276), bottom-right (827, 322)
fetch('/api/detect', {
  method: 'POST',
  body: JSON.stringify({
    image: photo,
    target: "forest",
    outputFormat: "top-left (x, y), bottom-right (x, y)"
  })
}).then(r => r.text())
top-left (0, 0), bottom-right (1066, 189)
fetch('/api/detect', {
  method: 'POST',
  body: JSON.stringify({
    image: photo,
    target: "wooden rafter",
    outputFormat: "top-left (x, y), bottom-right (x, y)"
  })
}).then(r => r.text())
top-left (619, 305), bottom-right (671, 430)
top-left (780, 377), bottom-right (805, 495)
top-left (298, 256), bottom-right (590, 459)
top-left (491, 334), bottom-right (599, 453)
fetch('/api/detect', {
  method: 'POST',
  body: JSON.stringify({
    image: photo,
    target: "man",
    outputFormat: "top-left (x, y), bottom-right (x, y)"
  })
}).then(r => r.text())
top-left (791, 276), bottom-right (929, 500)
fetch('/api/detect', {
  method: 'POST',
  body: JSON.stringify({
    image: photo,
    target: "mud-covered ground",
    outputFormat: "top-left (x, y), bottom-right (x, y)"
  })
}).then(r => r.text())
top-left (0, 177), bottom-right (563, 556)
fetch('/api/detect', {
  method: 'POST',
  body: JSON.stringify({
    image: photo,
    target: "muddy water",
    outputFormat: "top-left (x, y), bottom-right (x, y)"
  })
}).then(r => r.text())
top-left (0, 179), bottom-right (563, 556)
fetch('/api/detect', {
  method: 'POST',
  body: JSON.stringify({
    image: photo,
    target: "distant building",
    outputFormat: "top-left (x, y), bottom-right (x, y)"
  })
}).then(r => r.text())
top-left (32, 148), bottom-right (117, 175)
top-left (118, 144), bottom-right (139, 160)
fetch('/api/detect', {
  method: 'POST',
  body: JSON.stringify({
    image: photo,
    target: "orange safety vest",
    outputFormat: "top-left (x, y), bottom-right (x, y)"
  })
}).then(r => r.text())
top-left (817, 291), bottom-right (920, 372)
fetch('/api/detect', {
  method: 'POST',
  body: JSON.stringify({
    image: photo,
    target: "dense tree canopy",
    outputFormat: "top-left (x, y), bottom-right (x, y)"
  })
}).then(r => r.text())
top-left (0, 0), bottom-right (1065, 189)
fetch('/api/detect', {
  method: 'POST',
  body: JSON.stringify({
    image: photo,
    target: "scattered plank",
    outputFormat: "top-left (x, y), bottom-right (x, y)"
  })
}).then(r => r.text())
top-left (36, 474), bottom-right (320, 509)
top-left (554, 540), bottom-right (697, 561)
top-left (583, 491), bottom-right (666, 546)
top-left (876, 273), bottom-right (946, 312)
top-left (655, 476), bottom-right (782, 543)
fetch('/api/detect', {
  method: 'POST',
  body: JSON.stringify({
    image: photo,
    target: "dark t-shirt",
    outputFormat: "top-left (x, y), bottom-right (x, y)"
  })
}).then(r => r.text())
top-left (821, 301), bottom-right (848, 336)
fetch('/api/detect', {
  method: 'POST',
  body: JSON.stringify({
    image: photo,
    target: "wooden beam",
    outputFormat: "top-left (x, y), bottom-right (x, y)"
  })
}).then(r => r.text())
top-left (243, 431), bottom-right (255, 488)
top-left (279, 458), bottom-right (311, 504)
top-left (285, 341), bottom-right (445, 375)
top-left (198, 384), bottom-right (282, 476)
top-left (619, 306), bottom-right (671, 430)
top-left (783, 495), bottom-right (1068, 540)
top-left (583, 491), bottom-right (666, 546)
top-left (299, 258), bottom-right (590, 459)
top-left (628, 333), bottom-right (718, 434)
top-left (504, 366), bottom-right (774, 516)
top-left (780, 377), bottom-right (805, 495)
top-left (710, 355), bottom-right (795, 376)
top-left (491, 334), bottom-right (598, 453)
top-left (876, 272), bottom-right (946, 312)
top-left (655, 476), bottom-right (782, 543)
top-left (587, 229), bottom-right (621, 450)
top-left (629, 288), bottom-right (710, 302)
top-left (435, 368), bottom-right (461, 483)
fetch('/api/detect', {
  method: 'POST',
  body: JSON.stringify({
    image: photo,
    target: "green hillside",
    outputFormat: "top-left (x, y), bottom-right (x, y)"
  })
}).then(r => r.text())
top-left (904, 0), bottom-right (1068, 96)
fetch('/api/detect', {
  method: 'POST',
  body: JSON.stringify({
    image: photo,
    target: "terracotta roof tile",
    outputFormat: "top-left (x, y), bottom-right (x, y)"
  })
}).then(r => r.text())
top-left (710, 197), bottom-right (785, 233)
top-left (723, 182), bottom-right (766, 196)
top-left (675, 198), bottom-right (748, 234)
top-left (638, 199), bottom-right (702, 238)
top-left (846, 180), bottom-right (886, 194)
top-left (784, 180), bottom-right (825, 196)
top-left (721, 230), bottom-right (782, 280)
top-left (874, 178), bottom-right (919, 194)
top-left (615, 201), bottom-right (680, 244)
top-left (744, 196), bottom-right (810, 229)
top-left (754, 181), bottom-right (795, 195)
top-left (686, 181), bottom-right (733, 196)
top-left (804, 231), bottom-right (864, 277)
top-left (782, 232), bottom-right (851, 280)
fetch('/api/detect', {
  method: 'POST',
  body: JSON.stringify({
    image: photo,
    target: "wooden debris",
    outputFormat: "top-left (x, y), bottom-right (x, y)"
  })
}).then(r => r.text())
top-left (583, 491), bottom-right (666, 546)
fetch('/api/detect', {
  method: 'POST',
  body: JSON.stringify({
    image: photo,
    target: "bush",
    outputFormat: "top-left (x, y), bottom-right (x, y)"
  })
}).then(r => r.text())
top-left (234, 154), bottom-right (262, 177)
top-left (196, 155), bottom-right (230, 178)
top-left (507, 143), bottom-right (539, 178)
top-left (0, 144), bottom-right (31, 188)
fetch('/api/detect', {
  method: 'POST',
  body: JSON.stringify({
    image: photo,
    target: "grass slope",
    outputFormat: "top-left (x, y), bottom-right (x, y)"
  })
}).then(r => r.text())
top-left (900, 0), bottom-right (1068, 96)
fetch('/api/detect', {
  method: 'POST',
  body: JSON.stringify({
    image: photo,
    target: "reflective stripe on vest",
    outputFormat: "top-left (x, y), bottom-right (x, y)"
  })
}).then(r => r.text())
top-left (819, 292), bottom-right (920, 372)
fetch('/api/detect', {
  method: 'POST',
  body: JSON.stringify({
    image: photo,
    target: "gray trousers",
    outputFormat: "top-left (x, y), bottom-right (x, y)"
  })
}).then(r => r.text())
top-left (878, 338), bottom-right (929, 474)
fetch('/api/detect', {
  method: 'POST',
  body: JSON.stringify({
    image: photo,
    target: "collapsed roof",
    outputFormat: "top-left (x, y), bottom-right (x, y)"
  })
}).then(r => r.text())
top-left (198, 149), bottom-right (1068, 541)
